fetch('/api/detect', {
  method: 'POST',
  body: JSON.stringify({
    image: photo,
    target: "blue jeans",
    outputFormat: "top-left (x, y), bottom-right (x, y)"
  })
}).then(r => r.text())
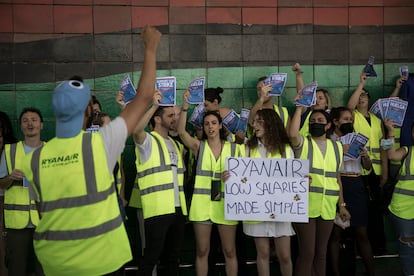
top-left (390, 212), bottom-right (414, 276)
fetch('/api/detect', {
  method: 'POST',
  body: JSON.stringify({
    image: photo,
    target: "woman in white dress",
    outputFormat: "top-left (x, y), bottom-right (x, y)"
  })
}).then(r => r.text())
top-left (244, 109), bottom-right (295, 276)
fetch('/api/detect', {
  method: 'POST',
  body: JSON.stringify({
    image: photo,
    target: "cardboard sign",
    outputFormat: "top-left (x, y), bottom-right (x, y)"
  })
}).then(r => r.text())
top-left (225, 157), bottom-right (309, 222)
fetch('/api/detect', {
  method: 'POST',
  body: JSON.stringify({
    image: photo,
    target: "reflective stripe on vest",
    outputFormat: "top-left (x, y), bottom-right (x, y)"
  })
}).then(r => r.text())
top-left (393, 188), bottom-right (414, 197)
top-left (309, 186), bottom-right (339, 196)
top-left (389, 146), bottom-right (414, 220)
top-left (300, 137), bottom-right (342, 220)
top-left (136, 132), bottom-right (187, 218)
top-left (190, 141), bottom-right (239, 225)
top-left (274, 105), bottom-right (287, 128)
top-left (193, 188), bottom-right (225, 198)
top-left (137, 134), bottom-right (175, 193)
top-left (31, 133), bottom-right (121, 240)
top-left (398, 147), bottom-right (414, 180)
top-left (7, 143), bottom-right (23, 187)
top-left (4, 142), bottom-right (40, 228)
top-left (307, 137), bottom-right (340, 179)
top-left (194, 141), bottom-right (236, 183)
top-left (353, 110), bottom-right (382, 175)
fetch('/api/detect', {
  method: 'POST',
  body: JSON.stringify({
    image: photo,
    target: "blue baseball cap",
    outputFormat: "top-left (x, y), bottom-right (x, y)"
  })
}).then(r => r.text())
top-left (53, 80), bottom-right (91, 138)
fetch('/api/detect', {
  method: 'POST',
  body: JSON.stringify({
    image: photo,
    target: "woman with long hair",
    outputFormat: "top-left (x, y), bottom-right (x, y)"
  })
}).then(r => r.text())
top-left (177, 90), bottom-right (243, 276)
top-left (244, 108), bottom-right (295, 276)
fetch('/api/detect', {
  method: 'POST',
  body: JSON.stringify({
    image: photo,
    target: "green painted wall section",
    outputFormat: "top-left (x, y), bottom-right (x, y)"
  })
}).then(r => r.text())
top-left (0, 63), bottom-right (413, 141)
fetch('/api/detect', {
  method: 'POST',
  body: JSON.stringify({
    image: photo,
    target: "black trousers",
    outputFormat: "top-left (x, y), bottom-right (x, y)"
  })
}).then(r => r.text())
top-left (363, 172), bottom-right (387, 254)
top-left (138, 209), bottom-right (186, 276)
top-left (6, 228), bottom-right (44, 276)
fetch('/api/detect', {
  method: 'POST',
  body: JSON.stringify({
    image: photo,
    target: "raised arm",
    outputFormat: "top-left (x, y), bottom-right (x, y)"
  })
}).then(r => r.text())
top-left (133, 91), bottom-right (161, 145)
top-left (293, 63), bottom-right (304, 92)
top-left (384, 118), bottom-right (408, 161)
top-left (120, 25), bottom-right (161, 135)
top-left (116, 90), bottom-right (126, 110)
top-left (389, 76), bottom-right (407, 98)
top-left (177, 90), bottom-right (201, 154)
top-left (289, 100), bottom-right (306, 147)
top-left (247, 84), bottom-right (272, 126)
top-left (347, 73), bottom-right (367, 110)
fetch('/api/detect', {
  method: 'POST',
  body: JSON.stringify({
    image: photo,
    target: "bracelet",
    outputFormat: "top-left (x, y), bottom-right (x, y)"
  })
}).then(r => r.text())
top-left (181, 108), bottom-right (188, 112)
top-left (339, 202), bottom-right (346, 207)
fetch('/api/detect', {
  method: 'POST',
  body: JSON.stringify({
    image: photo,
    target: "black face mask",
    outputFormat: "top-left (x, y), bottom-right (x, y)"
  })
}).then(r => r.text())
top-left (309, 123), bottom-right (326, 137)
top-left (339, 123), bottom-right (354, 135)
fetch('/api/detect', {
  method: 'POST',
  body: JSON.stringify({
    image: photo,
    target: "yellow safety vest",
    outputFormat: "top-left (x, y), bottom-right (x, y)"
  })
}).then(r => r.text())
top-left (129, 148), bottom-right (143, 209)
top-left (299, 137), bottom-right (342, 220)
top-left (389, 146), bottom-right (414, 220)
top-left (390, 127), bottom-right (401, 166)
top-left (299, 111), bottom-right (311, 137)
top-left (353, 110), bottom-right (383, 175)
top-left (4, 142), bottom-right (40, 229)
top-left (136, 132), bottom-right (187, 219)
top-left (189, 141), bottom-right (242, 225)
top-left (24, 132), bottom-right (131, 276)
top-left (273, 105), bottom-right (289, 129)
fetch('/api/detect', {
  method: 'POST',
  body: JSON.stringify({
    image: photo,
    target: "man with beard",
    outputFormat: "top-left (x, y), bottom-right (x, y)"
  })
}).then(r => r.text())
top-left (0, 108), bottom-right (44, 275)
top-left (133, 91), bottom-right (187, 276)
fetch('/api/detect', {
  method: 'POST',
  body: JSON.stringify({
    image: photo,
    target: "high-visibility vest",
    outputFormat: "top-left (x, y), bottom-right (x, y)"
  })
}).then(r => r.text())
top-left (390, 127), bottom-right (402, 166)
top-left (4, 142), bottom-right (40, 229)
top-left (136, 132), bottom-right (187, 219)
top-left (189, 141), bottom-right (242, 225)
top-left (299, 137), bottom-right (342, 220)
top-left (129, 178), bottom-right (142, 208)
top-left (299, 111), bottom-right (311, 137)
top-left (273, 105), bottom-right (289, 129)
top-left (353, 110), bottom-right (383, 175)
top-left (389, 146), bottom-right (414, 220)
top-left (25, 132), bottom-right (132, 276)
top-left (129, 148), bottom-right (142, 209)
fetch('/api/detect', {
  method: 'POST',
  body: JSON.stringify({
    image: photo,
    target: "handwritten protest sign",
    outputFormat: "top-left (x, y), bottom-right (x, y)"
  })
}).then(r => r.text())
top-left (225, 157), bottom-right (309, 222)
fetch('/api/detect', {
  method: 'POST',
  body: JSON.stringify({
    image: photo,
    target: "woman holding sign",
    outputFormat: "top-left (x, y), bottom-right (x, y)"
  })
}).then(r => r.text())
top-left (289, 100), bottom-right (350, 276)
top-left (177, 90), bottom-right (244, 276)
top-left (327, 107), bottom-right (375, 276)
top-left (244, 108), bottom-right (295, 276)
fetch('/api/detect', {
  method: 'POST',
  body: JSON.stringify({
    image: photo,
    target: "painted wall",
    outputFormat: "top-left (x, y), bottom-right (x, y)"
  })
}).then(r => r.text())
top-left (1, 0), bottom-right (413, 266)
top-left (1, 0), bottom-right (414, 140)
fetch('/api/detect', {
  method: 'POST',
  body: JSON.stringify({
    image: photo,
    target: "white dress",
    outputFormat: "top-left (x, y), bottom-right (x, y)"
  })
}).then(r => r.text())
top-left (242, 142), bottom-right (296, 238)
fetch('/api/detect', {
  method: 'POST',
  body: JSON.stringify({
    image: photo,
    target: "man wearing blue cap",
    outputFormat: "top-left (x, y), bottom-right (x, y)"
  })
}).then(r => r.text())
top-left (21, 25), bottom-right (161, 276)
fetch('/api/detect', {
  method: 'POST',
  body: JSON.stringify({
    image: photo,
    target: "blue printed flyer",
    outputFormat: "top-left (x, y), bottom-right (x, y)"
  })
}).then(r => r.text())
top-left (189, 104), bottom-right (205, 129)
top-left (295, 81), bottom-right (318, 107)
top-left (156, 76), bottom-right (176, 106)
top-left (263, 73), bottom-right (287, 96)
top-left (370, 97), bottom-right (407, 126)
top-left (399, 65), bottom-right (409, 78)
top-left (236, 108), bottom-right (250, 133)
top-left (384, 98), bottom-right (408, 127)
top-left (345, 133), bottom-right (369, 159)
top-left (120, 75), bottom-right (137, 104)
top-left (363, 56), bottom-right (377, 78)
top-left (222, 109), bottom-right (240, 134)
top-left (187, 77), bottom-right (205, 104)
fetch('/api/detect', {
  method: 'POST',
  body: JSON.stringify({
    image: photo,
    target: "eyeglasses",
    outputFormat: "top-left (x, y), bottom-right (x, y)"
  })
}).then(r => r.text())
top-left (252, 119), bottom-right (264, 125)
